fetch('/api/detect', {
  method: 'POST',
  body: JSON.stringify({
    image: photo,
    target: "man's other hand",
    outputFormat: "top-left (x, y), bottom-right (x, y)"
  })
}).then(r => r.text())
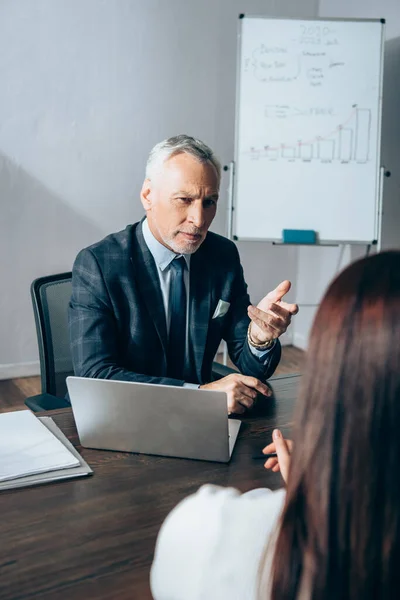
top-left (200, 374), bottom-right (271, 415)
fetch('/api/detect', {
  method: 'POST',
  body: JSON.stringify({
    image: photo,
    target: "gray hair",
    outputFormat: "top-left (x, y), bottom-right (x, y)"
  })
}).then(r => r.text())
top-left (145, 134), bottom-right (221, 182)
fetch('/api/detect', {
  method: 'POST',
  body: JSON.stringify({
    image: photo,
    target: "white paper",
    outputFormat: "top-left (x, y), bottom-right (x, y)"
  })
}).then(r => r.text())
top-left (0, 417), bottom-right (92, 491)
top-left (0, 410), bottom-right (80, 482)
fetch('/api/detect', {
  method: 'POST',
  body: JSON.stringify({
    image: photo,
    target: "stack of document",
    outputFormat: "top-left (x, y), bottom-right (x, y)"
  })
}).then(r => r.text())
top-left (0, 410), bottom-right (92, 491)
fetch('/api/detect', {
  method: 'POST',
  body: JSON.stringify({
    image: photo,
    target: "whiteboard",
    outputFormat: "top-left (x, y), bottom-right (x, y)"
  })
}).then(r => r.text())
top-left (233, 17), bottom-right (384, 243)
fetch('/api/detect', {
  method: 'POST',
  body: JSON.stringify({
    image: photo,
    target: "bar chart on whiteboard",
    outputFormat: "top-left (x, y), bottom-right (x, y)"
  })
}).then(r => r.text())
top-left (234, 17), bottom-right (384, 243)
top-left (249, 104), bottom-right (372, 164)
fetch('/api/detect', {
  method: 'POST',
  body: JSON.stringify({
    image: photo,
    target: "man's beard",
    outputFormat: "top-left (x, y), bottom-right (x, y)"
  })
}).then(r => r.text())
top-left (162, 227), bottom-right (205, 255)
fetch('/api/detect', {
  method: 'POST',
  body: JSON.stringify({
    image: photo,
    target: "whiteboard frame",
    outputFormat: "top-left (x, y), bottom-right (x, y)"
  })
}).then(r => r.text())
top-left (232, 16), bottom-right (385, 246)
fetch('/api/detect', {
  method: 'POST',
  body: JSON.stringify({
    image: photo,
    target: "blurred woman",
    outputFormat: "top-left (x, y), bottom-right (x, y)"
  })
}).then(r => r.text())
top-left (151, 251), bottom-right (400, 600)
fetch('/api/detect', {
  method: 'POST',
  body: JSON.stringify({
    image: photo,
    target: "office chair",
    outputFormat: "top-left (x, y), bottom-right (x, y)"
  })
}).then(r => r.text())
top-left (25, 273), bottom-right (73, 412)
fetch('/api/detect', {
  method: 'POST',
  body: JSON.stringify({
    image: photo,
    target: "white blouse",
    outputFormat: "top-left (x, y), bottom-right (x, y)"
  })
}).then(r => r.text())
top-left (150, 484), bottom-right (286, 600)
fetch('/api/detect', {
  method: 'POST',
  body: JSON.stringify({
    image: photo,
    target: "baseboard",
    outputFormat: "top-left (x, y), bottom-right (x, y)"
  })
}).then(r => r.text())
top-left (293, 332), bottom-right (308, 351)
top-left (0, 361), bottom-right (41, 381)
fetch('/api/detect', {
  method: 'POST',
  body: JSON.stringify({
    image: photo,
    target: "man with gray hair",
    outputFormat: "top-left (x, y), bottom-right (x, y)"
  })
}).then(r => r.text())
top-left (69, 135), bottom-right (298, 414)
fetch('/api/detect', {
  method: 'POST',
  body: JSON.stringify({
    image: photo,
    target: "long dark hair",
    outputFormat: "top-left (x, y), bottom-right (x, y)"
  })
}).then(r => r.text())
top-left (268, 251), bottom-right (400, 599)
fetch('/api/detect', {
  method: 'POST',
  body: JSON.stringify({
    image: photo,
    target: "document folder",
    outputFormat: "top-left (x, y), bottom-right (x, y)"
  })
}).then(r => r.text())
top-left (0, 411), bottom-right (92, 491)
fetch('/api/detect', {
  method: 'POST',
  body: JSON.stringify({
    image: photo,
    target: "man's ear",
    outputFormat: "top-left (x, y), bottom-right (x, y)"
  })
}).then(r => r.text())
top-left (140, 179), bottom-right (153, 211)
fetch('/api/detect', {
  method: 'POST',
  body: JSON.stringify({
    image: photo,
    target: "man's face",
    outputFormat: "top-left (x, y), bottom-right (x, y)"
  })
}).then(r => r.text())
top-left (140, 152), bottom-right (219, 254)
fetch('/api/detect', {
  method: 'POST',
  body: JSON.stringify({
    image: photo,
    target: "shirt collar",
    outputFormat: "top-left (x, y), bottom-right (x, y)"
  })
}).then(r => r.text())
top-left (142, 218), bottom-right (191, 272)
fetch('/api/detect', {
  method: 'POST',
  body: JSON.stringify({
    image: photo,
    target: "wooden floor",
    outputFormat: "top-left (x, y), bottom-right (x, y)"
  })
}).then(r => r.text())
top-left (0, 346), bottom-right (305, 414)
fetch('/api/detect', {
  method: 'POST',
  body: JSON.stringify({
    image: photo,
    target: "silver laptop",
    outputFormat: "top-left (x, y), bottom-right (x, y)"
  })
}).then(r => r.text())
top-left (66, 377), bottom-right (241, 463)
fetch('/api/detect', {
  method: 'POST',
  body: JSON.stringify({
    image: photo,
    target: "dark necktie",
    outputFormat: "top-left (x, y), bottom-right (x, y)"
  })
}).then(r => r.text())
top-left (167, 256), bottom-right (187, 379)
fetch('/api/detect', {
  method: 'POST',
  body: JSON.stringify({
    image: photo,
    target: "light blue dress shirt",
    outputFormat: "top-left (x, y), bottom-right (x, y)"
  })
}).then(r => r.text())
top-left (142, 219), bottom-right (275, 386)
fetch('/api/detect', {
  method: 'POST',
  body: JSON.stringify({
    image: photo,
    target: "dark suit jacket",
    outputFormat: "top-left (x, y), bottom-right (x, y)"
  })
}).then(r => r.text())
top-left (69, 221), bottom-right (281, 386)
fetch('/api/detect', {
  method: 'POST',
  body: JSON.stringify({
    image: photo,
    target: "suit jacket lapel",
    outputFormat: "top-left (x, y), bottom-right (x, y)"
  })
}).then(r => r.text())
top-left (130, 222), bottom-right (168, 356)
top-left (189, 245), bottom-right (212, 382)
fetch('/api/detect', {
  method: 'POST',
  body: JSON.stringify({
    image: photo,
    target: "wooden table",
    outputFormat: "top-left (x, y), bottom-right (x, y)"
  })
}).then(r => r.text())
top-left (0, 374), bottom-right (300, 600)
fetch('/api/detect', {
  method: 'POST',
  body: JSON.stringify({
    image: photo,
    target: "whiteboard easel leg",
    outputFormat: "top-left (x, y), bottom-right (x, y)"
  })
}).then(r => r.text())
top-left (376, 166), bottom-right (385, 253)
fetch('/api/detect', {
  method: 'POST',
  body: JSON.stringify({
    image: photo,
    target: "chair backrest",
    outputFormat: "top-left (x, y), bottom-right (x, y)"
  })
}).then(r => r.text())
top-left (31, 272), bottom-right (73, 398)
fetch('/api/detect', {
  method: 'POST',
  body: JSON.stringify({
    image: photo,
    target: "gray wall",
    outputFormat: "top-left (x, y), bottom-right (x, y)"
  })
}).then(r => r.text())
top-left (0, 0), bottom-right (318, 378)
top-left (292, 0), bottom-right (400, 349)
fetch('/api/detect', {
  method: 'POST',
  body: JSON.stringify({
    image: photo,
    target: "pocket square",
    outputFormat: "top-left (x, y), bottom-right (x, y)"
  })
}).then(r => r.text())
top-left (212, 299), bottom-right (230, 319)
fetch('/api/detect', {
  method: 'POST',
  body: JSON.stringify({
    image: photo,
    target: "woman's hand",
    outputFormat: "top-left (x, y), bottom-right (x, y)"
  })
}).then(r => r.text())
top-left (262, 429), bottom-right (293, 484)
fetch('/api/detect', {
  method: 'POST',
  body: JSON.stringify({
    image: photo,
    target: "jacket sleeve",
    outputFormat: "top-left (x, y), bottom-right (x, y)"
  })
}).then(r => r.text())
top-left (222, 244), bottom-right (281, 382)
top-left (68, 248), bottom-right (185, 387)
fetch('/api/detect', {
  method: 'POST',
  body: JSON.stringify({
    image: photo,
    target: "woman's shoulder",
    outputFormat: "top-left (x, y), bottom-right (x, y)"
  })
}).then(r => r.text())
top-left (176, 483), bottom-right (285, 528)
top-left (151, 485), bottom-right (286, 600)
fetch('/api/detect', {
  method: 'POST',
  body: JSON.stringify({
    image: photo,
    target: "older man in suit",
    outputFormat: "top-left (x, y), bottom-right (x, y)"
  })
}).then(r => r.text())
top-left (69, 135), bottom-right (298, 414)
